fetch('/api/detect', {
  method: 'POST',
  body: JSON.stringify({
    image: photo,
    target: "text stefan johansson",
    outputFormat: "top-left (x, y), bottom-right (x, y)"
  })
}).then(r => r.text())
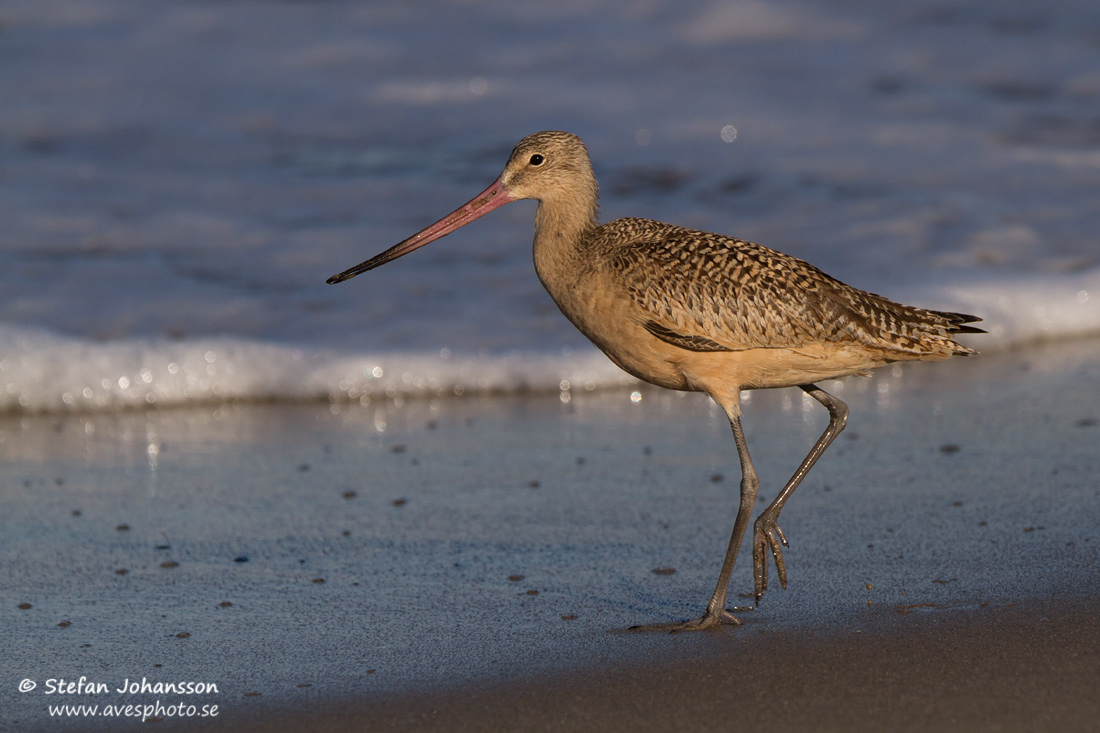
top-left (44, 677), bottom-right (219, 695)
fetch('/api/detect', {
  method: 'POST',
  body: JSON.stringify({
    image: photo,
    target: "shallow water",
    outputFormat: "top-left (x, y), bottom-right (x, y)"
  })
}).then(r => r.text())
top-left (2, 0), bottom-right (1099, 412)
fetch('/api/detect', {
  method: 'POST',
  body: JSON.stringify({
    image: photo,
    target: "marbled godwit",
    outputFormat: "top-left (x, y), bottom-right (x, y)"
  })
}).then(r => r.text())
top-left (327, 131), bottom-right (983, 631)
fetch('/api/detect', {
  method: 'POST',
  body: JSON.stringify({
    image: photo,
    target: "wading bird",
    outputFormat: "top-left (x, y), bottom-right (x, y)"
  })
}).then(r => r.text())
top-left (327, 131), bottom-right (982, 631)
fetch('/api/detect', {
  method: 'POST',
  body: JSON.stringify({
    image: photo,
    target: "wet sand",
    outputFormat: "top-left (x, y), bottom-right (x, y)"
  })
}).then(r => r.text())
top-left (250, 598), bottom-right (1100, 732)
top-left (3, 339), bottom-right (1099, 731)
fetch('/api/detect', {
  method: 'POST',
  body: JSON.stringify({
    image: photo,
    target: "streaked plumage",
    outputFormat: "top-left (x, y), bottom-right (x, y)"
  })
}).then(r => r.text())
top-left (328, 130), bottom-right (983, 631)
top-left (601, 218), bottom-right (979, 357)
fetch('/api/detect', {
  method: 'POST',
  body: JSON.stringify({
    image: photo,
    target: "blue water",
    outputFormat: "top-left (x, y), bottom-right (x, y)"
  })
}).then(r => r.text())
top-left (2, 0), bottom-right (1098, 412)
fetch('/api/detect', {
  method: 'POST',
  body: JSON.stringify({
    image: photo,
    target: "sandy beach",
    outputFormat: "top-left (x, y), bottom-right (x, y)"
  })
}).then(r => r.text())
top-left (256, 599), bottom-right (1100, 732)
top-left (3, 337), bottom-right (1098, 731)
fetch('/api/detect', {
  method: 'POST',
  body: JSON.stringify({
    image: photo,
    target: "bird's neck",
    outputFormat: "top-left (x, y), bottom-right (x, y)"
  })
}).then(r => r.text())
top-left (532, 187), bottom-right (599, 273)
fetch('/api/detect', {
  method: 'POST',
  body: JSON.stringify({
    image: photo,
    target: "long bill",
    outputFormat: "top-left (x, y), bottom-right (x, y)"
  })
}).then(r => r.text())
top-left (326, 176), bottom-right (515, 284)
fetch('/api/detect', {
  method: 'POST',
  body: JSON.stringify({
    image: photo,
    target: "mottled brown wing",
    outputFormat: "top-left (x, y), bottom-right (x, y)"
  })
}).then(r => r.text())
top-left (599, 218), bottom-right (979, 357)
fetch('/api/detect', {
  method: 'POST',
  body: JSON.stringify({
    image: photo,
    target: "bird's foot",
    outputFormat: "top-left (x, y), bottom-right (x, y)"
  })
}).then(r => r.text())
top-left (629, 607), bottom-right (750, 633)
top-left (752, 512), bottom-right (789, 604)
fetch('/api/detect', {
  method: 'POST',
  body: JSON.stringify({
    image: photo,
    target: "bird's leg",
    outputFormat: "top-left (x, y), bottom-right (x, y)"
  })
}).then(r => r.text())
top-left (752, 384), bottom-right (848, 604)
top-left (632, 411), bottom-right (759, 632)
top-left (697, 413), bottom-right (761, 625)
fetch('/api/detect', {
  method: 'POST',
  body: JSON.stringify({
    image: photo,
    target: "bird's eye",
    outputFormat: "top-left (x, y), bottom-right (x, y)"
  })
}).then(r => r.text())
top-left (529, 153), bottom-right (545, 166)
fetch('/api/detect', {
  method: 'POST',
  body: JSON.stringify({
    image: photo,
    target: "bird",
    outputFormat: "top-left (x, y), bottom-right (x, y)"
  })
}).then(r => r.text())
top-left (327, 131), bottom-right (983, 631)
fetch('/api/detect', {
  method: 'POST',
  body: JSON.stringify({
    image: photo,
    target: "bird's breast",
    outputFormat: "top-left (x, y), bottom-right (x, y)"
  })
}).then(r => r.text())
top-left (534, 254), bottom-right (696, 392)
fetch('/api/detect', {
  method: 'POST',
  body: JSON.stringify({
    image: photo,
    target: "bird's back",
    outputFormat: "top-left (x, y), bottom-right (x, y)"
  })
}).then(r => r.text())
top-left (590, 217), bottom-right (981, 361)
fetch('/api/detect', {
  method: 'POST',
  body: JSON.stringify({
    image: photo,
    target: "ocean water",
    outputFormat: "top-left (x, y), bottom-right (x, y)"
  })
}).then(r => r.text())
top-left (2, 0), bottom-right (1098, 413)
